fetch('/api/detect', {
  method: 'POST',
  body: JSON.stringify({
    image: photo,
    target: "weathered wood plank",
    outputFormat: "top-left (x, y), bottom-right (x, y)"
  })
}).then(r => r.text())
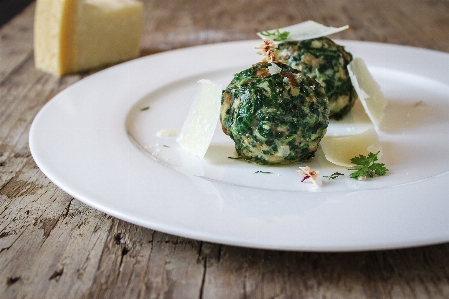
top-left (0, 156), bottom-right (112, 298)
top-left (0, 3), bottom-right (36, 84)
top-left (82, 220), bottom-right (157, 299)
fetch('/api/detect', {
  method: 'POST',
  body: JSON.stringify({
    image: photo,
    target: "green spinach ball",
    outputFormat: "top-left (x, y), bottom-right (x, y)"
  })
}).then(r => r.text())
top-left (220, 62), bottom-right (329, 165)
top-left (278, 37), bottom-right (357, 119)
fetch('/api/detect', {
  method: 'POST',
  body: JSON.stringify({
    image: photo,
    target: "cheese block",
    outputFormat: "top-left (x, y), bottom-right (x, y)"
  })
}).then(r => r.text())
top-left (320, 127), bottom-right (382, 167)
top-left (34, 0), bottom-right (143, 76)
top-left (176, 80), bottom-right (222, 159)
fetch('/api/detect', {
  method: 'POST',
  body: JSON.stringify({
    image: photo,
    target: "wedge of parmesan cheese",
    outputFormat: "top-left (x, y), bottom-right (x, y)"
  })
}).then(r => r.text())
top-left (320, 127), bottom-right (382, 167)
top-left (348, 58), bottom-right (387, 129)
top-left (257, 21), bottom-right (348, 42)
top-left (176, 80), bottom-right (222, 159)
top-left (34, 0), bottom-right (143, 76)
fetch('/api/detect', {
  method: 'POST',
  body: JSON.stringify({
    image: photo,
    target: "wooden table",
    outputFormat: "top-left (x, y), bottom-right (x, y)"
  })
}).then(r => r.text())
top-left (1, 1), bottom-right (449, 298)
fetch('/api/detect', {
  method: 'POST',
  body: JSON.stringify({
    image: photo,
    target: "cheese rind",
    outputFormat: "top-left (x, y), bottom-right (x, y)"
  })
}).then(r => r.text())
top-left (34, 0), bottom-right (143, 76)
top-left (320, 127), bottom-right (382, 167)
top-left (176, 80), bottom-right (222, 159)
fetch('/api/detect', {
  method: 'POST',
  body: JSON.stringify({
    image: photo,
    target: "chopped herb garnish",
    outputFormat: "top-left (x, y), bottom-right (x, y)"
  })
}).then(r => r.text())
top-left (163, 145), bottom-right (170, 148)
top-left (228, 156), bottom-right (242, 160)
top-left (259, 25), bottom-right (290, 41)
top-left (140, 106), bottom-right (150, 111)
top-left (347, 151), bottom-right (388, 180)
top-left (323, 172), bottom-right (344, 180)
top-left (254, 171), bottom-right (273, 174)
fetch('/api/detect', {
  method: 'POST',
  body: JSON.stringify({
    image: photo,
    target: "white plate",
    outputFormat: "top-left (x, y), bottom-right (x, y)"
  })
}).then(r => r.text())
top-left (29, 40), bottom-right (449, 251)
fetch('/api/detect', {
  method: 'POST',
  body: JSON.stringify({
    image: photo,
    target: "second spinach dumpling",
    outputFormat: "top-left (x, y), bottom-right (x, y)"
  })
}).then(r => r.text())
top-left (220, 62), bottom-right (329, 165)
top-left (278, 37), bottom-right (357, 119)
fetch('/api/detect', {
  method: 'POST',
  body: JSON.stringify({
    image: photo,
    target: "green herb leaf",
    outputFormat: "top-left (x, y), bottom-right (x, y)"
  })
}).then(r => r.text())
top-left (140, 106), bottom-right (150, 111)
top-left (323, 172), bottom-right (344, 180)
top-left (347, 151), bottom-right (388, 179)
top-left (254, 171), bottom-right (273, 174)
top-left (259, 25), bottom-right (290, 41)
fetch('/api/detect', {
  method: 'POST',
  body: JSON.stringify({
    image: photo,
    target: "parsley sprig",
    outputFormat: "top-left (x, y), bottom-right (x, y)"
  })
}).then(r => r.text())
top-left (259, 25), bottom-right (290, 41)
top-left (347, 152), bottom-right (388, 180)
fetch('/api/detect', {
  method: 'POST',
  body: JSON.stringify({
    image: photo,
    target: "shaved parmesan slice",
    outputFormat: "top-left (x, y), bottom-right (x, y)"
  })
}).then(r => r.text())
top-left (348, 58), bottom-right (387, 129)
top-left (176, 80), bottom-right (222, 159)
top-left (257, 21), bottom-right (349, 42)
top-left (320, 127), bottom-right (382, 167)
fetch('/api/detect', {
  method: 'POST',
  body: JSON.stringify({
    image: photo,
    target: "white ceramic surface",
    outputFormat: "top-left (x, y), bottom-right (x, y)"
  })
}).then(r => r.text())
top-left (29, 40), bottom-right (449, 251)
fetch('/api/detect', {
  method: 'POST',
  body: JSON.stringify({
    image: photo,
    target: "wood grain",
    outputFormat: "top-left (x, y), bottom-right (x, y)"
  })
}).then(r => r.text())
top-left (1, 0), bottom-right (449, 298)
